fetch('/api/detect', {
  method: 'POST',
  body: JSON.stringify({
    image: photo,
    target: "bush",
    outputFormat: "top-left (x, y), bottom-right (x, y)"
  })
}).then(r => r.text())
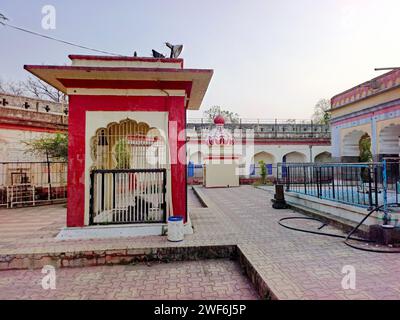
top-left (258, 160), bottom-right (267, 184)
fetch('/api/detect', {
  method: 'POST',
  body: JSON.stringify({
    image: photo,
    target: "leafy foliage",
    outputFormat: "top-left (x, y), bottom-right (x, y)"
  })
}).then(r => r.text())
top-left (203, 106), bottom-right (240, 123)
top-left (23, 133), bottom-right (68, 161)
top-left (359, 134), bottom-right (372, 162)
top-left (359, 134), bottom-right (372, 182)
top-left (115, 139), bottom-right (131, 169)
top-left (312, 98), bottom-right (331, 124)
top-left (258, 160), bottom-right (267, 184)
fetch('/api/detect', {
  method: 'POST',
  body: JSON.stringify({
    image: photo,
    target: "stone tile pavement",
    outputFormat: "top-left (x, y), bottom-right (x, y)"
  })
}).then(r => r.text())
top-left (0, 204), bottom-right (65, 247)
top-left (1, 186), bottom-right (400, 299)
top-left (200, 186), bottom-right (400, 300)
top-left (0, 259), bottom-right (258, 300)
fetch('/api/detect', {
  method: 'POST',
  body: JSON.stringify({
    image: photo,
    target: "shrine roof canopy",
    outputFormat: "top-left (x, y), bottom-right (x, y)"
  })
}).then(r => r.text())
top-left (24, 55), bottom-right (213, 110)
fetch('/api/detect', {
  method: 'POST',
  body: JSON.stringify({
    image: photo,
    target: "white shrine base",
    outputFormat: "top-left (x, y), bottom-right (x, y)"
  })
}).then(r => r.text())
top-left (56, 223), bottom-right (166, 240)
top-left (56, 219), bottom-right (193, 240)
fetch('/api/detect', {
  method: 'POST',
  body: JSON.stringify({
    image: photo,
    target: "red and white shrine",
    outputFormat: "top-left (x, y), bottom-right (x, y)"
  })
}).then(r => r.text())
top-left (25, 54), bottom-right (213, 237)
top-left (203, 115), bottom-right (240, 188)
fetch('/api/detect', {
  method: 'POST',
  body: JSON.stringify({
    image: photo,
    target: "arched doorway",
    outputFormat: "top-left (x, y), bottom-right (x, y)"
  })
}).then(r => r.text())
top-left (378, 123), bottom-right (400, 185)
top-left (281, 151), bottom-right (307, 178)
top-left (379, 124), bottom-right (400, 158)
top-left (188, 151), bottom-right (204, 178)
top-left (90, 118), bottom-right (165, 170)
top-left (283, 151), bottom-right (307, 163)
top-left (314, 151), bottom-right (332, 163)
top-left (89, 118), bottom-right (168, 225)
top-left (189, 151), bottom-right (204, 165)
top-left (251, 151), bottom-right (275, 176)
top-left (341, 130), bottom-right (370, 162)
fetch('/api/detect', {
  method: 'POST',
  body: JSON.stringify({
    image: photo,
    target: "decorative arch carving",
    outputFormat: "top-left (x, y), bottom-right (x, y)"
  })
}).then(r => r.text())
top-left (90, 118), bottom-right (163, 170)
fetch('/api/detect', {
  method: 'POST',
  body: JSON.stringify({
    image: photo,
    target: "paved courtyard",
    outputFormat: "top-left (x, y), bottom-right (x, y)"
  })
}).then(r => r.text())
top-left (0, 204), bottom-right (65, 248)
top-left (1, 186), bottom-right (400, 299)
top-left (0, 259), bottom-right (257, 300)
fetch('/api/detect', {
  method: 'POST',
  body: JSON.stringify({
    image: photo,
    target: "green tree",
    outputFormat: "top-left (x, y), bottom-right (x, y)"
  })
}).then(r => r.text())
top-left (23, 133), bottom-right (68, 161)
top-left (359, 134), bottom-right (372, 162)
top-left (312, 98), bottom-right (331, 125)
top-left (258, 160), bottom-right (267, 184)
top-left (359, 133), bottom-right (373, 182)
top-left (115, 139), bottom-right (131, 169)
top-left (203, 106), bottom-right (240, 123)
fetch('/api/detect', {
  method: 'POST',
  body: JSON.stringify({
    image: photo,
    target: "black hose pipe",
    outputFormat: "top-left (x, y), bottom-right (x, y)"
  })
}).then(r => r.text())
top-left (278, 203), bottom-right (400, 253)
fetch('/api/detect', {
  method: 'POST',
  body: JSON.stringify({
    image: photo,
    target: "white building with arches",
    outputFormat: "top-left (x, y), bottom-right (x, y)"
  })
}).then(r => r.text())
top-left (186, 117), bottom-right (331, 180)
top-left (331, 69), bottom-right (400, 162)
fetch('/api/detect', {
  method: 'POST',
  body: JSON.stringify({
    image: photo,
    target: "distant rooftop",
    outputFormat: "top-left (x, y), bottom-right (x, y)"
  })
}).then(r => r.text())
top-left (0, 92), bottom-right (67, 115)
top-left (187, 118), bottom-right (326, 125)
top-left (331, 68), bottom-right (400, 110)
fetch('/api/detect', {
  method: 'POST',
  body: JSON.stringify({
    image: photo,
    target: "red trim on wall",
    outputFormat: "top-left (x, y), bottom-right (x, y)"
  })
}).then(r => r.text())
top-left (0, 123), bottom-right (65, 133)
top-left (331, 103), bottom-right (400, 126)
top-left (58, 79), bottom-right (192, 97)
top-left (24, 65), bottom-right (212, 74)
top-left (66, 95), bottom-right (187, 227)
top-left (331, 69), bottom-right (400, 108)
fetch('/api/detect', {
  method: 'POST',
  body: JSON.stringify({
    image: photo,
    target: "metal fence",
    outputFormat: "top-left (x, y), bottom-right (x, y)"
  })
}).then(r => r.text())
top-left (249, 164), bottom-right (278, 177)
top-left (89, 168), bottom-right (167, 225)
top-left (277, 161), bottom-right (400, 209)
top-left (187, 128), bottom-right (330, 140)
top-left (0, 161), bottom-right (67, 208)
top-left (187, 118), bottom-right (318, 125)
top-left (187, 163), bottom-right (278, 179)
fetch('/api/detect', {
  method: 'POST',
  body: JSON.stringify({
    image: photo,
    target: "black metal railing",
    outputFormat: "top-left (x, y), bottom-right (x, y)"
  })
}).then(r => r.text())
top-left (89, 168), bottom-right (167, 225)
top-left (277, 162), bottom-right (400, 209)
top-left (0, 161), bottom-right (67, 208)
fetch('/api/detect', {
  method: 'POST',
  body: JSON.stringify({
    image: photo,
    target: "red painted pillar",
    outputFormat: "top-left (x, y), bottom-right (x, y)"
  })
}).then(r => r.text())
top-left (66, 95), bottom-right (85, 227)
top-left (168, 96), bottom-right (187, 222)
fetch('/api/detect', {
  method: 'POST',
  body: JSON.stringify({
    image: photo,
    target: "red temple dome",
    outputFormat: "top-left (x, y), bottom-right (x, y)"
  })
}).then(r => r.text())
top-left (207, 116), bottom-right (234, 146)
top-left (213, 115), bottom-right (225, 125)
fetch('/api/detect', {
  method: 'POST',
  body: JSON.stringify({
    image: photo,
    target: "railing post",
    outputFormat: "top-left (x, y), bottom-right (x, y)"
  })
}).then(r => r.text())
top-left (396, 162), bottom-right (399, 204)
top-left (286, 166), bottom-right (290, 191)
top-left (331, 166), bottom-right (335, 199)
top-left (46, 153), bottom-right (52, 201)
top-left (368, 165), bottom-right (373, 209)
top-left (303, 165), bottom-right (307, 195)
top-left (317, 166), bottom-right (321, 198)
top-left (383, 159), bottom-right (389, 224)
top-left (374, 165), bottom-right (378, 208)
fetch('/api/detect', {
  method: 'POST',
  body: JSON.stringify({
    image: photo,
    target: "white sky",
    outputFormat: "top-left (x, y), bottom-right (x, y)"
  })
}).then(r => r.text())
top-left (1, 0), bottom-right (399, 119)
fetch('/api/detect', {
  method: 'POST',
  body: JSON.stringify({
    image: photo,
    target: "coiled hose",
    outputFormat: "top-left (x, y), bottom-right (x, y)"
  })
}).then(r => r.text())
top-left (278, 203), bottom-right (400, 253)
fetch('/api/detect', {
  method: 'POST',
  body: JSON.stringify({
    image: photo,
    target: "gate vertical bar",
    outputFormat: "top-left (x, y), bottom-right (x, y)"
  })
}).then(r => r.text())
top-left (101, 172), bottom-right (105, 214)
top-left (162, 169), bottom-right (167, 222)
top-left (89, 171), bottom-right (94, 225)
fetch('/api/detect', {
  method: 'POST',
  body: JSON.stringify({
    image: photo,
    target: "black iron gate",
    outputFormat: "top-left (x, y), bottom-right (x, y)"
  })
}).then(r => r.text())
top-left (89, 168), bottom-right (167, 225)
